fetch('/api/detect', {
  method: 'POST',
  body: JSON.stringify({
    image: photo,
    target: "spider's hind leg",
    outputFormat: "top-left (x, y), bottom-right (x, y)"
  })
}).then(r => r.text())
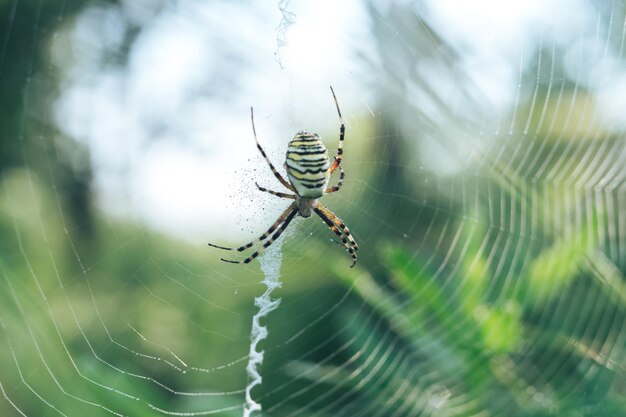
top-left (251, 107), bottom-right (295, 192)
top-left (325, 158), bottom-right (345, 194)
top-left (329, 86), bottom-right (345, 174)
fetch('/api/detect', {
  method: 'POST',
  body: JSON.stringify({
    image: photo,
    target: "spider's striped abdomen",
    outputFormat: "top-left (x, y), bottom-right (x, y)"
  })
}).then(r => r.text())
top-left (285, 131), bottom-right (330, 198)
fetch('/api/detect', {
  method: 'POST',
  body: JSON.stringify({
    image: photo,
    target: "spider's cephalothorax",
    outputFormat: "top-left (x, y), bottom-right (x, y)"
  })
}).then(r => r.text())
top-left (209, 87), bottom-right (358, 267)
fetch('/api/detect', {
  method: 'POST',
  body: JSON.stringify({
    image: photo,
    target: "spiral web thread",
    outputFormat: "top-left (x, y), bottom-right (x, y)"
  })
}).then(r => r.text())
top-left (1, 1), bottom-right (626, 417)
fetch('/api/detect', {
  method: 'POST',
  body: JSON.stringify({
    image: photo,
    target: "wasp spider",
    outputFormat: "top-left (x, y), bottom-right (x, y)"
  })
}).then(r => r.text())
top-left (209, 87), bottom-right (358, 267)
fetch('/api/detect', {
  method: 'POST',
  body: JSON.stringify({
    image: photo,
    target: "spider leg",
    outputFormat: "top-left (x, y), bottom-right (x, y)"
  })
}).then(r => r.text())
top-left (208, 203), bottom-right (296, 252)
top-left (315, 211), bottom-right (356, 265)
top-left (313, 204), bottom-right (358, 267)
top-left (251, 107), bottom-right (295, 191)
top-left (255, 182), bottom-right (296, 199)
top-left (329, 86), bottom-right (345, 174)
top-left (315, 202), bottom-right (358, 251)
top-left (325, 158), bottom-right (345, 194)
top-left (220, 207), bottom-right (298, 264)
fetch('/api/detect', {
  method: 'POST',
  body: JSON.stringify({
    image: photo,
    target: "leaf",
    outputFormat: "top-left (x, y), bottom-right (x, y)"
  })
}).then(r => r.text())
top-left (526, 229), bottom-right (592, 304)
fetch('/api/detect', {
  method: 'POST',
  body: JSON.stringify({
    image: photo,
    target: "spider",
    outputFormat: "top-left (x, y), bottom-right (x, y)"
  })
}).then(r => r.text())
top-left (208, 86), bottom-right (359, 267)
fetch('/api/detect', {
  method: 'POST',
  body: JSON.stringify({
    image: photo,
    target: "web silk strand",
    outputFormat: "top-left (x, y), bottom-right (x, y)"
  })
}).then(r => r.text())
top-left (243, 241), bottom-right (283, 417)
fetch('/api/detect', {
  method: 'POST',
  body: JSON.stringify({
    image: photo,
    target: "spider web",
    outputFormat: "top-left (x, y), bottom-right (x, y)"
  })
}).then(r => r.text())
top-left (1, 0), bottom-right (626, 417)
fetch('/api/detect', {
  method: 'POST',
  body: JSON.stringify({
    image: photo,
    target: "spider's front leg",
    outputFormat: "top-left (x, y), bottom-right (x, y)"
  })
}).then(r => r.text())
top-left (209, 203), bottom-right (296, 256)
top-left (314, 202), bottom-right (358, 267)
top-left (219, 207), bottom-right (298, 264)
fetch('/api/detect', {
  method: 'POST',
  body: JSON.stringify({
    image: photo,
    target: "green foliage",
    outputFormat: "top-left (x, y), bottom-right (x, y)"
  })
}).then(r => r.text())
top-left (0, 168), bottom-right (252, 416)
top-left (526, 228), bottom-right (591, 304)
top-left (1, 1), bottom-right (626, 416)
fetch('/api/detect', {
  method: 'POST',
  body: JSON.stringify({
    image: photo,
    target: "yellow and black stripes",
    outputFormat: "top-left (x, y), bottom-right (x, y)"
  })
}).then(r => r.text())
top-left (208, 86), bottom-right (358, 268)
top-left (285, 132), bottom-right (330, 198)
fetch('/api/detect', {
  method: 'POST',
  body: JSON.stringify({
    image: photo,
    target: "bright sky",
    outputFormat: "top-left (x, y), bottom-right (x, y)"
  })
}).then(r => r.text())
top-left (56, 0), bottom-right (370, 243)
top-left (54, 0), bottom-right (603, 243)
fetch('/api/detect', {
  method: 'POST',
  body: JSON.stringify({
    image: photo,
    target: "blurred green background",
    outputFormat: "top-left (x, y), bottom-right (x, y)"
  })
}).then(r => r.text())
top-left (1, 0), bottom-right (626, 416)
